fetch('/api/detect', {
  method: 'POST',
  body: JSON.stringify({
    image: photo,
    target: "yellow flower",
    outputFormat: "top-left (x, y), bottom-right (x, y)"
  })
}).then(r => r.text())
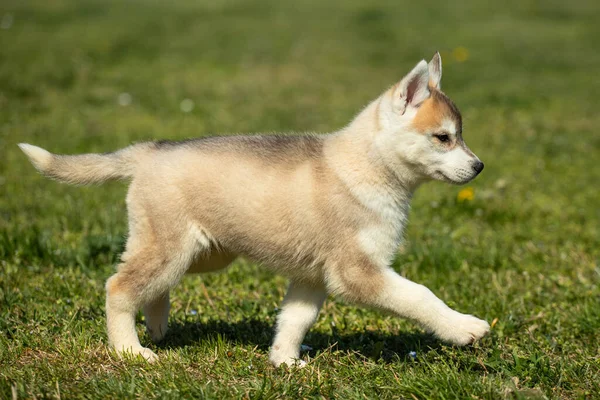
top-left (452, 46), bottom-right (469, 63)
top-left (457, 187), bottom-right (474, 202)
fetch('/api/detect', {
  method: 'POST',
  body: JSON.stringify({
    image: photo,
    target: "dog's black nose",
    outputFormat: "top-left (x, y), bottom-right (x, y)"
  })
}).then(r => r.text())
top-left (472, 161), bottom-right (484, 174)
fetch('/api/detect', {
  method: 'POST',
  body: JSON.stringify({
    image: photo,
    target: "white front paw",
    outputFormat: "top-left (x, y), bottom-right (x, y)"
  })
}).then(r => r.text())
top-left (434, 312), bottom-right (490, 346)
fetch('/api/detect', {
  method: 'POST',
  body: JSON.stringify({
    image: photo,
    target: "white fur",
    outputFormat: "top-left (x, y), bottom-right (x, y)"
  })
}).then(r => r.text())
top-left (18, 143), bottom-right (52, 171)
top-left (190, 224), bottom-right (214, 251)
top-left (375, 269), bottom-right (490, 344)
top-left (432, 147), bottom-right (480, 183)
top-left (440, 118), bottom-right (457, 135)
top-left (104, 279), bottom-right (159, 361)
top-left (357, 225), bottom-right (401, 269)
top-left (269, 283), bottom-right (327, 367)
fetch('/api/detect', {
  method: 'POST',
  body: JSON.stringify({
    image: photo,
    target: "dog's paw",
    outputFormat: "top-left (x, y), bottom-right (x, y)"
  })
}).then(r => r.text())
top-left (118, 346), bottom-right (159, 363)
top-left (435, 312), bottom-right (490, 346)
top-left (147, 326), bottom-right (168, 343)
top-left (138, 347), bottom-right (159, 362)
top-left (269, 352), bottom-right (307, 368)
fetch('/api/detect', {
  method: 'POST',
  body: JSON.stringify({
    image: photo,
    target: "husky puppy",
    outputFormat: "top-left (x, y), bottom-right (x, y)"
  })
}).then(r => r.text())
top-left (19, 53), bottom-right (489, 367)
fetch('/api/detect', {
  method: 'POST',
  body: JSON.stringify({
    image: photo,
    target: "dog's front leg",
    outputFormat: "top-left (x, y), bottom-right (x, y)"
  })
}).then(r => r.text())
top-left (380, 268), bottom-right (490, 344)
top-left (331, 262), bottom-right (490, 345)
top-left (270, 282), bottom-right (327, 367)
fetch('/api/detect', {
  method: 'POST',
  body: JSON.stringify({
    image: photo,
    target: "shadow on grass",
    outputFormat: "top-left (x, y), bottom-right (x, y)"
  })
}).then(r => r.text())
top-left (156, 318), bottom-right (443, 363)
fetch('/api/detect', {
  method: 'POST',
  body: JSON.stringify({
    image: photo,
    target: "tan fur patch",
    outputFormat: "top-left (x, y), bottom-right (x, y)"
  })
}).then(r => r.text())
top-left (331, 250), bottom-right (386, 304)
top-left (411, 89), bottom-right (462, 134)
top-left (411, 97), bottom-right (444, 134)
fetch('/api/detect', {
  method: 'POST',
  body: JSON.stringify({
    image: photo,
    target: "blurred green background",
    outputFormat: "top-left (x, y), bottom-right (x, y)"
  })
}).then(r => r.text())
top-left (1, 0), bottom-right (599, 398)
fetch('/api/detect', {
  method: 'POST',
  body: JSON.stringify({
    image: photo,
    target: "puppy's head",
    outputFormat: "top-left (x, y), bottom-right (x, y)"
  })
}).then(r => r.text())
top-left (375, 53), bottom-right (483, 185)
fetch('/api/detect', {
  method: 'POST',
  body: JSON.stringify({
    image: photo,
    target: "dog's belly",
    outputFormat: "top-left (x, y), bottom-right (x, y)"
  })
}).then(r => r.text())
top-left (186, 250), bottom-right (237, 274)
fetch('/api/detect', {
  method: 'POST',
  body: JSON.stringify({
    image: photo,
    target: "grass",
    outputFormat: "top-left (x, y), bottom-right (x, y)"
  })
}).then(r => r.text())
top-left (1, 0), bottom-right (599, 398)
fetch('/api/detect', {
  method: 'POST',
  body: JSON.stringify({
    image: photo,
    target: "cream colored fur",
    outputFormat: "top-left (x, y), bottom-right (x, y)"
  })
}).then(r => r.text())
top-left (20, 53), bottom-right (489, 367)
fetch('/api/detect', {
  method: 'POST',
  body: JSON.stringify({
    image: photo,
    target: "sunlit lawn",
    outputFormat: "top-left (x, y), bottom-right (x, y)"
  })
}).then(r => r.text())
top-left (1, 0), bottom-right (599, 398)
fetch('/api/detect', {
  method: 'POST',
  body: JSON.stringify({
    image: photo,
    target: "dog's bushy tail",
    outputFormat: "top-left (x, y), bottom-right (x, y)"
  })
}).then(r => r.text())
top-left (18, 143), bottom-right (149, 185)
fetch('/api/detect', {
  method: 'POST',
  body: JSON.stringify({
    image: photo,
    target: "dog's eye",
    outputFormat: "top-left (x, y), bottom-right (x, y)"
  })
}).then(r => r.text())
top-left (434, 134), bottom-right (450, 143)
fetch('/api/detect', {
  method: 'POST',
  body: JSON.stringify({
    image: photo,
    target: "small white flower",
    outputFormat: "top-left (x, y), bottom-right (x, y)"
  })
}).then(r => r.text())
top-left (408, 351), bottom-right (417, 359)
top-left (1, 14), bottom-right (14, 30)
top-left (118, 92), bottom-right (132, 107)
top-left (180, 98), bottom-right (194, 113)
top-left (189, 309), bottom-right (198, 315)
top-left (495, 179), bottom-right (507, 190)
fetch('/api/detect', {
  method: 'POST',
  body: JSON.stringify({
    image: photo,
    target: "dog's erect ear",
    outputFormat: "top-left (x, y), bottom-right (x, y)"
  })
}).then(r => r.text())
top-left (394, 60), bottom-right (430, 115)
top-left (428, 52), bottom-right (442, 89)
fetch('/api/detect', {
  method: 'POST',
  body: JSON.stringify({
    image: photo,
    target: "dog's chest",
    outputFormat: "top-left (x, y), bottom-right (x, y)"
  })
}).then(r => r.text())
top-left (354, 190), bottom-right (409, 268)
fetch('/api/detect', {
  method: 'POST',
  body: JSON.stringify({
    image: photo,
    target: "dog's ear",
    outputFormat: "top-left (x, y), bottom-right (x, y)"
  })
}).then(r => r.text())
top-left (428, 52), bottom-right (442, 90)
top-left (394, 60), bottom-right (430, 115)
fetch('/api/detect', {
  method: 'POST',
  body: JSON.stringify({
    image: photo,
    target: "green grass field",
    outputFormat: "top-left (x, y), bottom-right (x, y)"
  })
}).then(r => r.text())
top-left (1, 0), bottom-right (599, 398)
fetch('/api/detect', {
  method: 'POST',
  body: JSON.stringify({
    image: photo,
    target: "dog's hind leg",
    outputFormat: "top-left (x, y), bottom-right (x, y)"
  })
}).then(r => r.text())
top-left (269, 282), bottom-right (327, 367)
top-left (105, 261), bottom-right (158, 362)
top-left (141, 250), bottom-right (237, 344)
top-left (143, 291), bottom-right (170, 343)
top-left (105, 223), bottom-right (202, 361)
top-left (105, 249), bottom-right (193, 362)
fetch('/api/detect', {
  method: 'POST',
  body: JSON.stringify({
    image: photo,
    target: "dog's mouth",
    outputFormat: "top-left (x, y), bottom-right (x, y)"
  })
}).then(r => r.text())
top-left (434, 170), bottom-right (469, 185)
